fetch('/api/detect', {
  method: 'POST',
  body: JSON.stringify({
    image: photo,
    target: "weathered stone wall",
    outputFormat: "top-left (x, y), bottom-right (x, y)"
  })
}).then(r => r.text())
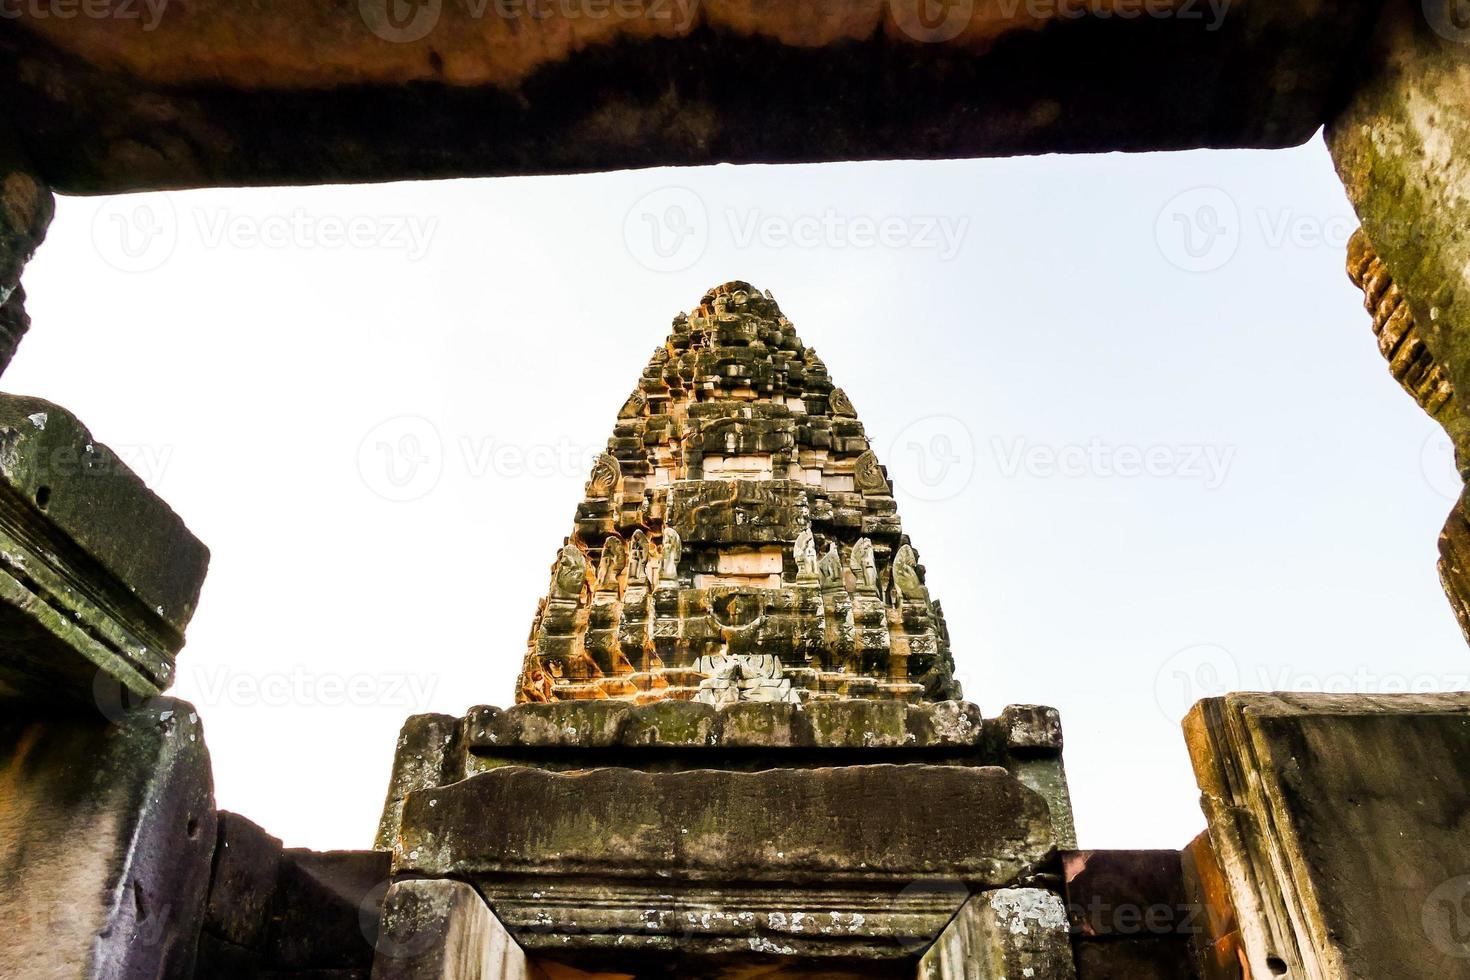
top-left (0, 698), bottom-right (217, 980)
top-left (195, 811), bottom-right (391, 980)
top-left (1329, 1), bottom-right (1470, 644)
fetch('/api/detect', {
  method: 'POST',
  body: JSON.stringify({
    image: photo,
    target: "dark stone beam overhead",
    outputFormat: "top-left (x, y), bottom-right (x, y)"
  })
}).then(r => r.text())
top-left (2, 0), bottom-right (1381, 194)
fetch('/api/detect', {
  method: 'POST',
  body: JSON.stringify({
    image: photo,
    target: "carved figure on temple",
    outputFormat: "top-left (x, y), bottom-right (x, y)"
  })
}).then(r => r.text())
top-left (519, 664), bottom-right (555, 703)
top-left (587, 453), bottom-right (620, 498)
top-left (829, 388), bottom-right (856, 417)
top-left (818, 541), bottom-right (844, 591)
top-left (850, 537), bottom-right (879, 593)
top-left (628, 530), bottom-right (652, 586)
top-left (619, 390), bottom-right (647, 419)
top-left (551, 544), bottom-right (586, 600)
top-left (892, 543), bottom-right (928, 602)
top-left (854, 450), bottom-right (888, 494)
top-left (794, 528), bottom-right (820, 582)
top-left (596, 535), bottom-right (627, 591)
top-left (660, 526), bottom-right (682, 582)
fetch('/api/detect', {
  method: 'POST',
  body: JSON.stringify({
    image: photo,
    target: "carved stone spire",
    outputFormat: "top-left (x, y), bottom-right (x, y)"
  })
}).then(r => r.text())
top-left (515, 281), bottom-right (962, 704)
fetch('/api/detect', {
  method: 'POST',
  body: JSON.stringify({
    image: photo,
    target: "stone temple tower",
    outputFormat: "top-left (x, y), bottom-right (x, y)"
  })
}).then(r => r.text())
top-left (371, 284), bottom-right (1078, 979)
top-left (517, 281), bottom-right (961, 706)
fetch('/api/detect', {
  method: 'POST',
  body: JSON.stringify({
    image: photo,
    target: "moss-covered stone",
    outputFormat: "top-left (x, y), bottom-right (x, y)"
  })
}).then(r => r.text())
top-left (0, 394), bottom-right (209, 702)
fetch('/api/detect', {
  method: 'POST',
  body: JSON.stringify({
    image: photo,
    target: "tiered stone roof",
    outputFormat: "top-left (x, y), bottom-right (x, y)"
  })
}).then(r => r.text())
top-left (516, 282), bottom-right (961, 704)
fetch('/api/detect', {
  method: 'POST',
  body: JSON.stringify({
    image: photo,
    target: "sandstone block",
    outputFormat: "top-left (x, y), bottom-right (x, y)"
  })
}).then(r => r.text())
top-left (0, 394), bottom-right (209, 702)
top-left (1186, 692), bottom-right (1470, 978)
top-left (0, 698), bottom-right (216, 980)
top-left (205, 811), bottom-right (284, 952)
top-left (370, 879), bottom-right (531, 980)
top-left (918, 888), bottom-right (1077, 980)
top-left (1073, 938), bottom-right (1198, 980)
top-left (1061, 850), bottom-right (1191, 940)
top-left (395, 764), bottom-right (1056, 961)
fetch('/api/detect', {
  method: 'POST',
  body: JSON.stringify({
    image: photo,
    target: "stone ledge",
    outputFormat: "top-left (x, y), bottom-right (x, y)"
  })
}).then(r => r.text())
top-left (393, 763), bottom-right (1057, 961)
top-left (461, 699), bottom-right (1054, 753)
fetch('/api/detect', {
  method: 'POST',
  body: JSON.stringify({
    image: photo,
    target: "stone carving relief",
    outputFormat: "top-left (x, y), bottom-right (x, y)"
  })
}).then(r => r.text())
top-left (587, 453), bottom-right (620, 498)
top-left (818, 541), bottom-right (844, 591)
top-left (660, 526), bottom-right (682, 583)
top-left (854, 450), bottom-right (888, 494)
top-left (892, 543), bottom-right (928, 603)
top-left (551, 544), bottom-right (587, 600)
top-left (794, 528), bottom-right (820, 583)
top-left (850, 537), bottom-right (879, 594)
top-left (596, 535), bottom-right (627, 592)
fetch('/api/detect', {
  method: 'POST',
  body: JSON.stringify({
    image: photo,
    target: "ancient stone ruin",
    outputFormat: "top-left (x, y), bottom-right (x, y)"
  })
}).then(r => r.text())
top-left (517, 281), bottom-right (959, 707)
top-left (7, 1), bottom-right (1470, 977)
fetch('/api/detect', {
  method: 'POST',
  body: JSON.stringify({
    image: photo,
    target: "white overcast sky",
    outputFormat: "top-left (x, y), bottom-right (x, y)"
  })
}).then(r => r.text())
top-left (9, 134), bottom-right (1464, 852)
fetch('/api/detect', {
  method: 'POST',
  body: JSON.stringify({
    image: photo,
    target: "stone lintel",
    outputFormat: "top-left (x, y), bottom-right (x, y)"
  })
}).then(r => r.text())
top-left (1185, 692), bottom-right (1470, 978)
top-left (0, 393), bottom-right (209, 702)
top-left (918, 888), bottom-right (1077, 980)
top-left (4, 2), bottom-right (1381, 193)
top-left (374, 701), bottom-right (1077, 854)
top-left (0, 697), bottom-right (217, 980)
top-left (394, 763), bottom-right (1057, 961)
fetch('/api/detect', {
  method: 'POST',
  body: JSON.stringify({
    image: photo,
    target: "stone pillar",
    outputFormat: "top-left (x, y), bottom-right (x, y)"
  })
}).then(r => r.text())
top-left (1185, 692), bottom-right (1470, 978)
top-left (0, 121), bottom-right (52, 374)
top-left (1329, 0), bottom-right (1470, 640)
top-left (918, 888), bottom-right (1077, 980)
top-left (371, 879), bottom-right (533, 980)
top-left (0, 698), bottom-right (217, 980)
